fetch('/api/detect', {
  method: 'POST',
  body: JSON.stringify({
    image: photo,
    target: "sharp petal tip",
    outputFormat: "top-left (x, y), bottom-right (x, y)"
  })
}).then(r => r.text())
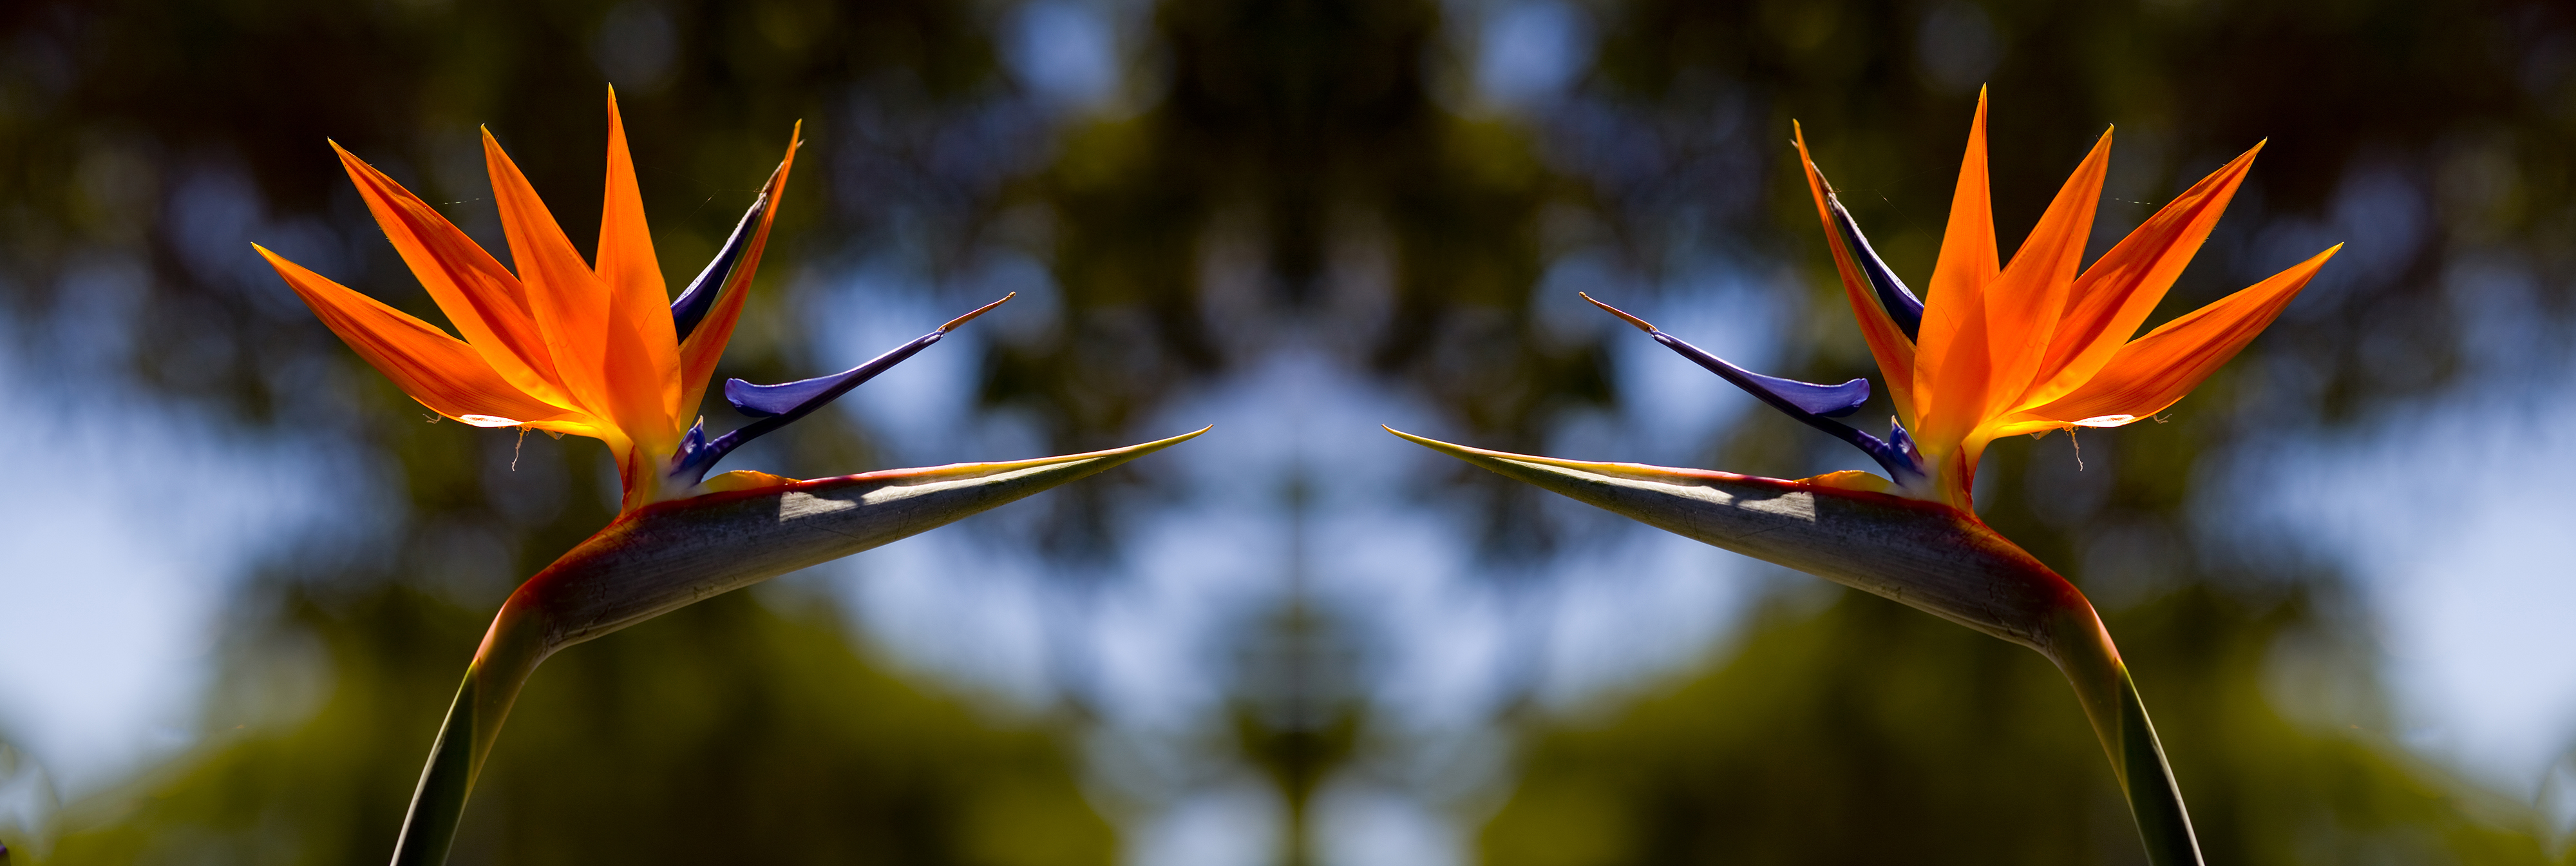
top-left (1382, 426), bottom-right (1468, 455)
top-left (1580, 293), bottom-right (1658, 333)
top-left (1381, 425), bottom-right (1439, 446)
top-left (939, 292), bottom-right (1016, 332)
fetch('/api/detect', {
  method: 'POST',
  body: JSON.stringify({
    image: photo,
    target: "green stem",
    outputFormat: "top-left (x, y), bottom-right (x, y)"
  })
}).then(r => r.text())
top-left (2047, 606), bottom-right (2202, 866)
top-left (389, 600), bottom-right (546, 866)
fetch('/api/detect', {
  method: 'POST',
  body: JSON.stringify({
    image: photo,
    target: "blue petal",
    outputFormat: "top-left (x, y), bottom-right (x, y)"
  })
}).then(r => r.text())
top-left (1868, 418), bottom-right (1929, 488)
top-left (1737, 366), bottom-right (1871, 418)
top-left (1584, 293), bottom-right (1926, 485)
top-left (1647, 332), bottom-right (1870, 419)
top-left (725, 371), bottom-right (851, 418)
top-left (664, 295), bottom-right (1015, 488)
top-left (718, 327), bottom-right (946, 432)
top-left (1824, 192), bottom-right (1924, 340)
top-left (670, 191), bottom-right (770, 342)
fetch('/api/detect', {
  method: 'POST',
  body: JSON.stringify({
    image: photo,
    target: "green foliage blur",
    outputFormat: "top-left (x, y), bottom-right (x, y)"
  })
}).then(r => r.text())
top-left (48, 588), bottom-right (1111, 865)
top-left (0, 0), bottom-right (2572, 862)
top-left (0, 0), bottom-right (1116, 861)
top-left (1478, 0), bottom-right (2576, 863)
top-left (1484, 587), bottom-right (2551, 865)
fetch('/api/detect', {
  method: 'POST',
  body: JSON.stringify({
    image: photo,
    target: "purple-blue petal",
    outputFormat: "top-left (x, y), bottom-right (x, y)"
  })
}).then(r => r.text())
top-left (663, 294), bottom-right (1013, 488)
top-left (724, 373), bottom-right (843, 418)
top-left (1647, 331), bottom-right (1870, 419)
top-left (723, 330), bottom-right (945, 419)
top-left (1864, 419), bottom-right (1929, 488)
top-left (1594, 302), bottom-right (1926, 486)
top-left (670, 191), bottom-right (770, 343)
top-left (1824, 191), bottom-right (1924, 340)
top-left (1738, 367), bottom-right (1871, 418)
top-left (665, 327), bottom-right (949, 487)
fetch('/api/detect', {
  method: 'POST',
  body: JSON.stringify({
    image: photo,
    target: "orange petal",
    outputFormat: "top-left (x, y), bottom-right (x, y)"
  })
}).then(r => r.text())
top-left (1982, 126), bottom-right (2112, 409)
top-left (257, 244), bottom-right (598, 436)
top-left (2017, 245), bottom-right (2340, 428)
top-left (2020, 142), bottom-right (2261, 409)
top-left (1794, 122), bottom-right (1918, 425)
top-left (596, 89), bottom-right (685, 427)
top-left (1912, 89), bottom-right (2000, 453)
top-left (484, 129), bottom-right (625, 430)
top-left (676, 122), bottom-right (800, 416)
top-left (332, 142), bottom-right (575, 410)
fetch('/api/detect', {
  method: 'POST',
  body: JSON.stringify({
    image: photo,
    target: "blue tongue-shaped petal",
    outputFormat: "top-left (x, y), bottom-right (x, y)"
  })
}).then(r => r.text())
top-left (722, 293), bottom-right (1014, 423)
top-left (1579, 293), bottom-right (1870, 418)
top-left (1823, 189), bottom-right (1924, 340)
top-left (670, 190), bottom-right (770, 342)
top-left (665, 294), bottom-right (1016, 487)
top-left (1582, 293), bottom-right (1924, 487)
top-left (726, 370), bottom-right (847, 418)
top-left (1732, 365), bottom-right (1870, 418)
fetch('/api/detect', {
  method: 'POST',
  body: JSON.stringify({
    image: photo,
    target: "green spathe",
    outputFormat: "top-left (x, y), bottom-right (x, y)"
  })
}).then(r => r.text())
top-left (392, 427), bottom-right (1207, 866)
top-left (1387, 427), bottom-right (2201, 866)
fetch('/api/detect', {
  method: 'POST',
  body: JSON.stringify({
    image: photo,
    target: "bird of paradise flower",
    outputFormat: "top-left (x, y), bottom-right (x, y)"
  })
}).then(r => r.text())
top-left (257, 91), bottom-right (1202, 865)
top-left (1390, 90), bottom-right (2337, 865)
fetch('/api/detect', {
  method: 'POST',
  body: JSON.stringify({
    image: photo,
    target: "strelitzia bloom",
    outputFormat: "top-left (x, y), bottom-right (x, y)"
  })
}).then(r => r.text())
top-left (260, 92), bottom-right (1201, 866)
top-left (1390, 91), bottom-right (2336, 866)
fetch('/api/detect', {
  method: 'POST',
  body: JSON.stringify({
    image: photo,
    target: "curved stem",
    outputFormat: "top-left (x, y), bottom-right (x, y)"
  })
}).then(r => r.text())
top-left (1379, 431), bottom-right (2206, 864)
top-left (388, 599), bottom-right (547, 866)
top-left (380, 429), bottom-right (1208, 865)
top-left (2046, 606), bottom-right (2203, 866)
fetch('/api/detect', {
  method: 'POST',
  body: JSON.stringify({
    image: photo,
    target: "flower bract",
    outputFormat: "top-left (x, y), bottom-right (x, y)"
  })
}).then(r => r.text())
top-left (256, 91), bottom-right (1015, 512)
top-left (1389, 91), bottom-right (2338, 866)
top-left (258, 91), bottom-right (1205, 866)
top-left (1584, 88), bottom-right (2340, 509)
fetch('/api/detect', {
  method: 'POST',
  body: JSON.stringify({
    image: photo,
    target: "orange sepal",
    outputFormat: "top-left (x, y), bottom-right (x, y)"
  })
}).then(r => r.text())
top-left (332, 142), bottom-right (573, 410)
top-left (1911, 88), bottom-right (2000, 456)
top-left (484, 130), bottom-right (625, 431)
top-left (1794, 122), bottom-right (1918, 425)
top-left (1982, 126), bottom-right (2112, 409)
top-left (256, 244), bottom-right (599, 437)
top-left (596, 90), bottom-right (685, 425)
top-left (697, 469), bottom-right (799, 494)
top-left (675, 122), bottom-right (801, 416)
top-left (1802, 469), bottom-right (1893, 494)
top-left (2016, 244), bottom-right (2341, 428)
top-left (2022, 142), bottom-right (2262, 409)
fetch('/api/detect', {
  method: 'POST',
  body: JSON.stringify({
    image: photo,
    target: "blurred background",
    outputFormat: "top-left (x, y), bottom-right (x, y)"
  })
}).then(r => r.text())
top-left (1, 0), bottom-right (2573, 862)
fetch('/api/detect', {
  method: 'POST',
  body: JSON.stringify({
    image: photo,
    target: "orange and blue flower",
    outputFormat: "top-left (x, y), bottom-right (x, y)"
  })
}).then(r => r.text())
top-left (1580, 90), bottom-right (2336, 508)
top-left (257, 95), bottom-right (1030, 512)
top-left (262, 91), bottom-right (1200, 866)
top-left (1392, 91), bottom-right (2336, 866)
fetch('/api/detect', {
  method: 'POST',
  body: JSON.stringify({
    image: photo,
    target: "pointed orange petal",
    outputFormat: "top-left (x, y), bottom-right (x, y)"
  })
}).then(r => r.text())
top-left (596, 90), bottom-right (685, 428)
top-left (2018, 245), bottom-right (2340, 427)
top-left (1911, 89), bottom-right (1998, 458)
top-left (1983, 126), bottom-right (2113, 409)
top-left (257, 244), bottom-right (598, 436)
top-left (2019, 142), bottom-right (2261, 409)
top-left (333, 142), bottom-right (575, 409)
top-left (484, 129), bottom-right (625, 430)
top-left (1794, 122), bottom-right (1918, 425)
top-left (676, 122), bottom-right (800, 416)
